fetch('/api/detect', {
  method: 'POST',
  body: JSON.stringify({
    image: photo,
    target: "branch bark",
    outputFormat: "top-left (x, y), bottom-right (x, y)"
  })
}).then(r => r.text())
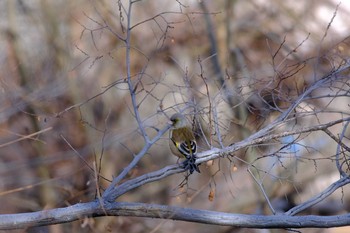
top-left (2, 200), bottom-right (350, 230)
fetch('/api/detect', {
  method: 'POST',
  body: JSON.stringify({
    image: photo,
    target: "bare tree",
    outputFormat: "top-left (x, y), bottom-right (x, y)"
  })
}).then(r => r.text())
top-left (1, 0), bottom-right (350, 232)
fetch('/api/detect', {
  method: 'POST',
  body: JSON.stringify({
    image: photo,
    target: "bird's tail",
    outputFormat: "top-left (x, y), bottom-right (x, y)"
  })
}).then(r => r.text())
top-left (183, 155), bottom-right (200, 174)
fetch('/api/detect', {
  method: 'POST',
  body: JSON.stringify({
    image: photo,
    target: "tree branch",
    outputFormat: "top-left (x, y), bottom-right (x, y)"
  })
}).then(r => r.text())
top-left (285, 176), bottom-right (350, 216)
top-left (2, 200), bottom-right (350, 230)
top-left (102, 116), bottom-right (350, 202)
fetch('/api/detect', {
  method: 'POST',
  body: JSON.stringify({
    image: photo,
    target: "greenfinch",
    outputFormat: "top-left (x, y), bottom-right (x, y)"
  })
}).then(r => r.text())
top-left (169, 113), bottom-right (200, 174)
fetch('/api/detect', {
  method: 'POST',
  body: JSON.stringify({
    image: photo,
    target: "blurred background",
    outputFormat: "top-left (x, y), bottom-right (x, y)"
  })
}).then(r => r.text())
top-left (1, 0), bottom-right (350, 232)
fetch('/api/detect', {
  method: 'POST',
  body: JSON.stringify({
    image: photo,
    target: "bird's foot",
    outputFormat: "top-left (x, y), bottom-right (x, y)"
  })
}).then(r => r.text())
top-left (182, 157), bottom-right (200, 174)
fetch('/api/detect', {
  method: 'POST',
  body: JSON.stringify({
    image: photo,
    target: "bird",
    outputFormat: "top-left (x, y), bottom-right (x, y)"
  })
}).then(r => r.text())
top-left (169, 113), bottom-right (200, 174)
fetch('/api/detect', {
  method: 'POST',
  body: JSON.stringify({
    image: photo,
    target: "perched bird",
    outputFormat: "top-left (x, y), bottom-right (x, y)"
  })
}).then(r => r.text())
top-left (169, 113), bottom-right (200, 174)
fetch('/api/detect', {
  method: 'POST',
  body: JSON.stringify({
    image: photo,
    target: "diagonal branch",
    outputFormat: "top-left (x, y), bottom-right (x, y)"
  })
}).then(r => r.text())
top-left (102, 123), bottom-right (171, 201)
top-left (102, 116), bottom-right (350, 202)
top-left (285, 176), bottom-right (350, 216)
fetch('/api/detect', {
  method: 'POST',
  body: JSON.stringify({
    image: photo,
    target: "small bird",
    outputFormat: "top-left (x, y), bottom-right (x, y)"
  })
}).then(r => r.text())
top-left (169, 113), bottom-right (200, 174)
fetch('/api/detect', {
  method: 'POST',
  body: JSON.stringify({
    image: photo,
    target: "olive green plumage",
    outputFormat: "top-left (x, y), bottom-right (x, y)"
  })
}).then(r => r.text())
top-left (169, 113), bottom-right (200, 174)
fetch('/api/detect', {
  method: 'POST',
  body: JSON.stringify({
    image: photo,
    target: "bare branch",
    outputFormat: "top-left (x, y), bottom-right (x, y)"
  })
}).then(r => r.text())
top-left (285, 176), bottom-right (350, 216)
top-left (2, 200), bottom-right (350, 230)
top-left (102, 123), bottom-right (172, 201)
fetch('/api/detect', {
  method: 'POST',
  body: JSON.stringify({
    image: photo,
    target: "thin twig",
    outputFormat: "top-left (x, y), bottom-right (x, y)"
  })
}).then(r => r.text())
top-left (0, 127), bottom-right (52, 148)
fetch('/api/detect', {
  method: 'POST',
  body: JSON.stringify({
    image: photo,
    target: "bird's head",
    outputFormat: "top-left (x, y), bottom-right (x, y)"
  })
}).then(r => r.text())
top-left (169, 113), bottom-right (187, 128)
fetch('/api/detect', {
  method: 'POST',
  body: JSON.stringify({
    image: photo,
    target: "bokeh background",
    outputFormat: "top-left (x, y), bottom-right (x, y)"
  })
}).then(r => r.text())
top-left (1, 0), bottom-right (350, 232)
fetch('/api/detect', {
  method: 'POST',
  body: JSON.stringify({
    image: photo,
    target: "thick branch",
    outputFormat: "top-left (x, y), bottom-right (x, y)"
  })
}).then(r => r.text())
top-left (101, 116), bottom-right (350, 202)
top-left (2, 201), bottom-right (350, 230)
